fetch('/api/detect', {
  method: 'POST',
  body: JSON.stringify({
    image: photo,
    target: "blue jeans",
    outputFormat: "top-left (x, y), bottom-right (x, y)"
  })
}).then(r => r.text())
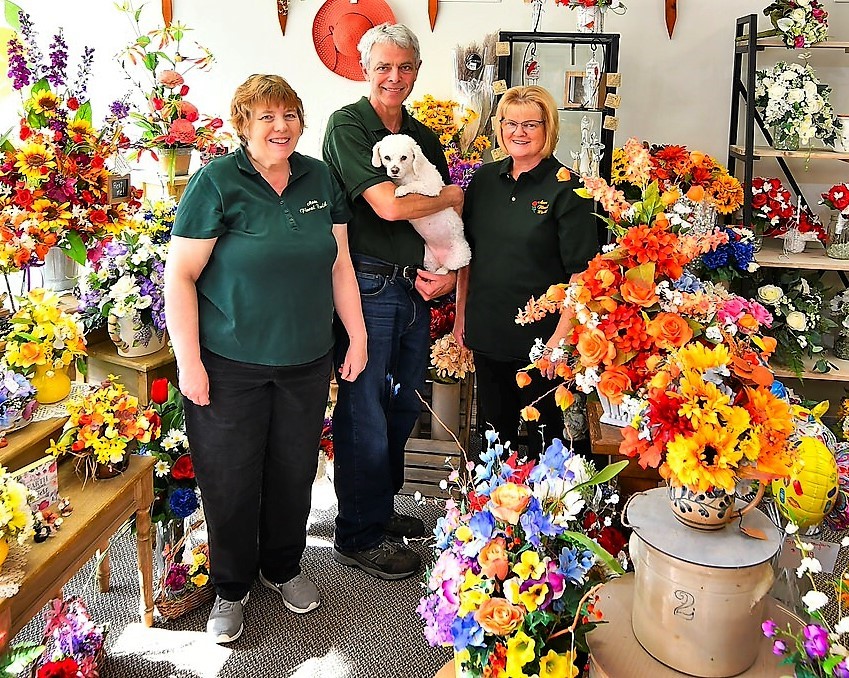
top-left (332, 266), bottom-right (430, 551)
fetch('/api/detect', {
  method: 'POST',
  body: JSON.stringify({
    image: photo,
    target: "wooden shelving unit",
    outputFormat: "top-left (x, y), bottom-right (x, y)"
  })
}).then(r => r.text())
top-left (753, 238), bottom-right (846, 270)
top-left (734, 36), bottom-right (849, 52)
top-left (85, 341), bottom-right (176, 405)
top-left (729, 145), bottom-right (849, 162)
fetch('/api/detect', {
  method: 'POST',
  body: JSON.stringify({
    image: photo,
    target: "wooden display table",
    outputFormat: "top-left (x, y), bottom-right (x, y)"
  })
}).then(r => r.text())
top-left (85, 341), bottom-right (176, 405)
top-left (587, 400), bottom-right (662, 500)
top-left (587, 575), bottom-right (800, 677)
top-left (0, 455), bottom-right (155, 638)
top-left (0, 417), bottom-right (67, 471)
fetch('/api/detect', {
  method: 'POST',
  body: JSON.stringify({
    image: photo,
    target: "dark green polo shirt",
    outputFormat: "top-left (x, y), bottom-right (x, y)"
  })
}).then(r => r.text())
top-left (322, 96), bottom-right (450, 267)
top-left (462, 156), bottom-right (598, 361)
top-left (171, 146), bottom-right (351, 366)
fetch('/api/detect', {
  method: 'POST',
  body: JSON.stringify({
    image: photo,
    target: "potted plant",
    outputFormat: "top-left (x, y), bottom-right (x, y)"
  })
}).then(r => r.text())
top-left (47, 378), bottom-right (160, 480)
top-left (3, 289), bottom-right (87, 404)
top-left (77, 226), bottom-right (168, 357)
top-left (0, 466), bottom-right (35, 569)
top-left (418, 436), bottom-right (627, 677)
top-left (820, 182), bottom-right (849, 260)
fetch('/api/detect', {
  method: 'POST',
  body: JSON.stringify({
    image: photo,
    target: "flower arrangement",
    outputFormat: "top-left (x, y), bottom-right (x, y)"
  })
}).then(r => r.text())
top-left (431, 333), bottom-right (475, 383)
top-left (162, 542), bottom-right (210, 598)
top-left (3, 288), bottom-right (86, 372)
top-left (751, 272), bottom-right (835, 374)
top-left (0, 465), bottom-right (34, 544)
top-left (555, 0), bottom-right (626, 9)
top-left (115, 0), bottom-right (231, 162)
top-left (76, 229), bottom-right (167, 341)
top-left (762, 524), bottom-right (849, 678)
top-left (417, 435), bottom-right (627, 678)
top-left (0, 367), bottom-right (38, 433)
top-left (516, 139), bottom-right (773, 412)
top-left (752, 176), bottom-right (796, 238)
top-left (32, 596), bottom-right (105, 678)
top-left (821, 183), bottom-right (849, 216)
top-left (763, 0), bottom-right (829, 49)
top-left (611, 143), bottom-right (744, 216)
top-left (755, 60), bottom-right (839, 149)
top-left (142, 378), bottom-right (198, 524)
top-left (48, 379), bottom-right (160, 472)
top-left (0, 11), bottom-right (137, 268)
top-left (830, 289), bottom-right (849, 338)
top-left (408, 94), bottom-right (491, 191)
top-left (693, 225), bottom-right (759, 284)
top-left (620, 340), bottom-right (796, 493)
top-left (130, 197), bottom-right (177, 243)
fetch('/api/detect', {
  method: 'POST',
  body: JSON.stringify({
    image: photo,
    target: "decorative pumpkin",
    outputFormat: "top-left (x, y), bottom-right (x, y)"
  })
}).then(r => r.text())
top-left (772, 437), bottom-right (839, 530)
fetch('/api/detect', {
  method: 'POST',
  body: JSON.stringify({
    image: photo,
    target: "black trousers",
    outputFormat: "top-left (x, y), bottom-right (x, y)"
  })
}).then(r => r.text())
top-left (184, 348), bottom-right (331, 601)
top-left (472, 352), bottom-right (565, 461)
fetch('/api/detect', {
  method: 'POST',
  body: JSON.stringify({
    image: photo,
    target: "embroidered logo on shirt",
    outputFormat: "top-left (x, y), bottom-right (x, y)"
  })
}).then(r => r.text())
top-left (531, 200), bottom-right (549, 215)
top-left (299, 199), bottom-right (328, 214)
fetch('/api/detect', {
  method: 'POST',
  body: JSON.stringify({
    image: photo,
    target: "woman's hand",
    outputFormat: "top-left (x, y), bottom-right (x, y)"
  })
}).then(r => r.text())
top-left (339, 338), bottom-right (367, 382)
top-left (178, 360), bottom-right (210, 406)
top-left (415, 269), bottom-right (457, 301)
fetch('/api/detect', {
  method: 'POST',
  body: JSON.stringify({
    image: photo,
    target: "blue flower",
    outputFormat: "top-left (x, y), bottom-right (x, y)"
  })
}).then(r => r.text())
top-left (702, 246), bottom-right (729, 270)
top-left (520, 497), bottom-right (561, 548)
top-left (469, 510), bottom-right (495, 541)
top-left (451, 613), bottom-right (485, 650)
top-left (530, 439), bottom-right (575, 483)
top-left (559, 546), bottom-right (594, 585)
top-left (169, 487), bottom-right (198, 518)
top-left (673, 271), bottom-right (703, 294)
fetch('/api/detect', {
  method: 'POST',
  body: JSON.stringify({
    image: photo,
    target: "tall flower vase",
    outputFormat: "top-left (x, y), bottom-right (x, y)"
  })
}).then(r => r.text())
top-left (108, 314), bottom-right (166, 358)
top-left (40, 247), bottom-right (79, 292)
top-left (31, 364), bottom-right (72, 404)
top-left (159, 147), bottom-right (192, 183)
top-left (575, 6), bottom-right (604, 33)
top-left (771, 126), bottom-right (800, 151)
top-left (154, 518), bottom-right (186, 575)
top-left (430, 380), bottom-right (461, 441)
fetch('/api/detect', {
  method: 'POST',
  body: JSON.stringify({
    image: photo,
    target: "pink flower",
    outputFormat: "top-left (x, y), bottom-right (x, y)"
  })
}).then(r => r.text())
top-left (178, 101), bottom-right (199, 122)
top-left (747, 301), bottom-right (773, 327)
top-left (167, 118), bottom-right (197, 145)
top-left (717, 298), bottom-right (747, 324)
top-left (158, 70), bottom-right (184, 88)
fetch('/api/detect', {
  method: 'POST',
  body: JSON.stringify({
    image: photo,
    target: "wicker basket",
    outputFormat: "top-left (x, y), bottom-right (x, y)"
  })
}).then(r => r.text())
top-left (155, 582), bottom-right (215, 621)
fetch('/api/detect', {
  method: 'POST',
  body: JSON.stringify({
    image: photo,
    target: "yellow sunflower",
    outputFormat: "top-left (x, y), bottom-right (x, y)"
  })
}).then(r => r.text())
top-left (27, 90), bottom-right (62, 117)
top-left (677, 371), bottom-right (733, 428)
top-left (14, 141), bottom-right (57, 183)
top-left (709, 172), bottom-right (744, 215)
top-left (677, 342), bottom-right (730, 373)
top-left (610, 147), bottom-right (628, 185)
top-left (29, 199), bottom-right (73, 232)
top-left (66, 118), bottom-right (96, 142)
top-left (665, 425), bottom-right (744, 492)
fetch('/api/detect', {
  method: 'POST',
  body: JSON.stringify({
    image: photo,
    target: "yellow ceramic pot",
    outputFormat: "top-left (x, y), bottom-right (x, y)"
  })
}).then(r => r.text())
top-left (0, 538), bottom-right (10, 572)
top-left (31, 364), bottom-right (72, 404)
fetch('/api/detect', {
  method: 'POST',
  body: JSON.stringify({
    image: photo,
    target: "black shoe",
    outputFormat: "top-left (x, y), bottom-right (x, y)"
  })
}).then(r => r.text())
top-left (332, 540), bottom-right (421, 580)
top-left (383, 510), bottom-right (426, 539)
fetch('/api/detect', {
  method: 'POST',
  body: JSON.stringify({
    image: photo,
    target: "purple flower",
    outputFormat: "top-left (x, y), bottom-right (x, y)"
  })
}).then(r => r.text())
top-left (6, 36), bottom-right (32, 90)
top-left (109, 99), bottom-right (130, 119)
top-left (45, 30), bottom-right (67, 88)
top-left (69, 47), bottom-right (94, 101)
top-left (803, 623), bottom-right (829, 659)
top-left (772, 639), bottom-right (787, 655)
top-left (17, 12), bottom-right (44, 79)
top-left (761, 619), bottom-right (777, 637)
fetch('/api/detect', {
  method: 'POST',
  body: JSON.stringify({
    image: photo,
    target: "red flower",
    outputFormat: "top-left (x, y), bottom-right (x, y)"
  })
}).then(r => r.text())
top-left (150, 378), bottom-right (169, 405)
top-left (37, 657), bottom-right (80, 678)
top-left (179, 84), bottom-right (190, 96)
top-left (468, 490), bottom-right (487, 512)
top-left (66, 97), bottom-right (79, 111)
top-left (171, 453), bottom-right (194, 480)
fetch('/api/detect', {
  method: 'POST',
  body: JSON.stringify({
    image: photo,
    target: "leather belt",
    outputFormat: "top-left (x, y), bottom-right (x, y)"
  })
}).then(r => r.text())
top-left (353, 259), bottom-right (419, 282)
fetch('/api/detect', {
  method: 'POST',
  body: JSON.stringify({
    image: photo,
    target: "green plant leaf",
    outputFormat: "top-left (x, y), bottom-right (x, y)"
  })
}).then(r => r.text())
top-left (572, 460), bottom-right (629, 493)
top-left (61, 231), bottom-right (87, 265)
top-left (563, 530), bottom-right (625, 576)
top-left (0, 642), bottom-right (45, 674)
top-left (75, 100), bottom-right (93, 124)
top-left (3, 0), bottom-right (21, 29)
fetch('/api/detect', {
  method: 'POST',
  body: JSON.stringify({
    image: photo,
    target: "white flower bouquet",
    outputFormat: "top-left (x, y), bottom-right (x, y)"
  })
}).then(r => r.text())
top-left (755, 60), bottom-right (839, 149)
top-left (763, 0), bottom-right (829, 49)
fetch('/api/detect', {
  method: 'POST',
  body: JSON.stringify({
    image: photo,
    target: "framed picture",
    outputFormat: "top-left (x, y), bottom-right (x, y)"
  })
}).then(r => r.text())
top-left (564, 71), bottom-right (606, 109)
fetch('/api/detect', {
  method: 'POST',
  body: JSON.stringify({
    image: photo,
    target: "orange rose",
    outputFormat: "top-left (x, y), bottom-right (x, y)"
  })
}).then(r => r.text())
top-left (686, 184), bottom-right (705, 202)
top-left (576, 328), bottom-right (616, 367)
top-left (489, 483), bottom-right (533, 524)
top-left (646, 313), bottom-right (693, 349)
top-left (479, 537), bottom-right (509, 580)
top-left (620, 278), bottom-right (659, 307)
top-left (598, 366), bottom-right (632, 405)
top-left (737, 313), bottom-right (759, 333)
top-left (475, 598), bottom-right (525, 635)
top-left (19, 342), bottom-right (44, 366)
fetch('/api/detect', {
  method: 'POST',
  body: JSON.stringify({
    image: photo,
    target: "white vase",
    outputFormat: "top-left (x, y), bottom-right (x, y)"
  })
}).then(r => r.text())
top-left (40, 247), bottom-right (79, 292)
top-left (576, 5), bottom-right (604, 33)
top-left (430, 381), bottom-right (461, 441)
top-left (108, 313), bottom-right (166, 358)
top-left (597, 391), bottom-right (631, 427)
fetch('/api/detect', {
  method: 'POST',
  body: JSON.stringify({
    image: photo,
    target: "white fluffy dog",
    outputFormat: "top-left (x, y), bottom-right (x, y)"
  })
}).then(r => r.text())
top-left (371, 134), bottom-right (471, 273)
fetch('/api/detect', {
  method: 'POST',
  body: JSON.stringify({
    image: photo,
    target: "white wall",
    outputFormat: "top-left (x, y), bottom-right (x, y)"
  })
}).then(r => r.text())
top-left (3, 0), bottom-right (849, 208)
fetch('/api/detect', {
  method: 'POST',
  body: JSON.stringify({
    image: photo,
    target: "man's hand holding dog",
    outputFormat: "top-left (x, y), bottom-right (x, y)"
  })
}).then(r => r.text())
top-left (416, 269), bottom-right (456, 301)
top-left (441, 184), bottom-right (464, 216)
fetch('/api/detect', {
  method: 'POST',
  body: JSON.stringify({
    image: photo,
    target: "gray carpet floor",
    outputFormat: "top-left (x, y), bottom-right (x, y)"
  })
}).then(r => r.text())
top-left (14, 472), bottom-right (453, 678)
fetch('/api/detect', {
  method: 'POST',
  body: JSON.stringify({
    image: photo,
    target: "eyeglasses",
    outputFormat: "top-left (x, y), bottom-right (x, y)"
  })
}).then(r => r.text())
top-left (500, 119), bottom-right (544, 133)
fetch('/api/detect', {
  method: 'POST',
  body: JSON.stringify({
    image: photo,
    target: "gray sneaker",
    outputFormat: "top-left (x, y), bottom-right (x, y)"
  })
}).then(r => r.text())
top-left (259, 571), bottom-right (321, 614)
top-left (206, 592), bottom-right (249, 644)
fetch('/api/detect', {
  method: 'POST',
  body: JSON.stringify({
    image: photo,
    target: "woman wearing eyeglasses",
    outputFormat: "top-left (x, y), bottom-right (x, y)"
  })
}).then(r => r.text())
top-left (453, 85), bottom-right (598, 459)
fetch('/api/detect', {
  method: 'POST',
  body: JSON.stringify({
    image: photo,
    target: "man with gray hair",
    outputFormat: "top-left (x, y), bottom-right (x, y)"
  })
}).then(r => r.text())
top-left (323, 23), bottom-right (463, 579)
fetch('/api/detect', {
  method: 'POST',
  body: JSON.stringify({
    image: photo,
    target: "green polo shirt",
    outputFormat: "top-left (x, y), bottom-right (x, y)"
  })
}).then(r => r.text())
top-left (322, 96), bottom-right (450, 267)
top-left (462, 156), bottom-right (598, 361)
top-left (171, 146), bottom-right (351, 366)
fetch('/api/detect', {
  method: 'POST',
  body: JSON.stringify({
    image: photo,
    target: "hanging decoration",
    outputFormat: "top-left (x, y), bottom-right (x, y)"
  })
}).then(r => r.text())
top-left (665, 0), bottom-right (677, 38)
top-left (429, 0), bottom-right (438, 31)
top-left (162, 0), bottom-right (172, 26)
top-left (277, 0), bottom-right (289, 36)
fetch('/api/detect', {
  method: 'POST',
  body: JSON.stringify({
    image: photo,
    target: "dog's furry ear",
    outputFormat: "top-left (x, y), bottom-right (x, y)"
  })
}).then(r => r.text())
top-left (411, 141), bottom-right (429, 178)
top-left (371, 141), bottom-right (384, 168)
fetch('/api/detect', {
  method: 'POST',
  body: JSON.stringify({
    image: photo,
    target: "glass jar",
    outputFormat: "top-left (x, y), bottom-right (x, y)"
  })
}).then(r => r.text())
top-left (834, 332), bottom-right (849, 361)
top-left (771, 125), bottom-right (800, 151)
top-left (827, 211), bottom-right (849, 259)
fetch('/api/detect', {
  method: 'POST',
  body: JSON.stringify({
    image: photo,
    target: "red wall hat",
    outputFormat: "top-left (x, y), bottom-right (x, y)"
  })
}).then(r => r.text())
top-left (313, 0), bottom-right (397, 81)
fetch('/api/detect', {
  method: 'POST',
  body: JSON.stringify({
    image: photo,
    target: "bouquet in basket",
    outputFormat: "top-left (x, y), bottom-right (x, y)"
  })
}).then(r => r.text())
top-left (156, 536), bottom-right (214, 620)
top-left (417, 434), bottom-right (627, 678)
top-left (32, 597), bottom-right (106, 678)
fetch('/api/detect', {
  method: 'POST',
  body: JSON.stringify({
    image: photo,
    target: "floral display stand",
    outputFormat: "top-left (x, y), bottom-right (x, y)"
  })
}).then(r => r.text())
top-left (84, 341), bottom-right (177, 406)
top-left (586, 575), bottom-right (802, 677)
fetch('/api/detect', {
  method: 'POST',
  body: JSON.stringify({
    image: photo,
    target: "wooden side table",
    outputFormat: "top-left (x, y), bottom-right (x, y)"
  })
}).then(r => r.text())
top-left (0, 417), bottom-right (67, 471)
top-left (0, 455), bottom-right (155, 638)
top-left (588, 574), bottom-right (800, 677)
top-left (85, 341), bottom-right (177, 405)
top-left (587, 400), bottom-right (662, 501)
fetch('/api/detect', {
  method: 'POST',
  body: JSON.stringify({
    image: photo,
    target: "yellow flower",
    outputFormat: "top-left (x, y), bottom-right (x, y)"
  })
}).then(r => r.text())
top-left (66, 118), bottom-right (96, 141)
top-left (505, 630), bottom-right (536, 678)
top-left (29, 199), bottom-right (73, 232)
top-left (455, 525), bottom-right (473, 542)
top-left (678, 371), bottom-right (733, 428)
top-left (14, 141), bottom-right (57, 182)
top-left (665, 425), bottom-right (743, 492)
top-left (191, 573), bottom-right (209, 587)
top-left (677, 342), bottom-right (730, 372)
top-left (28, 90), bottom-right (62, 116)
top-left (540, 650), bottom-right (579, 678)
top-left (512, 550), bottom-right (544, 580)
top-left (518, 582), bottom-right (548, 612)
